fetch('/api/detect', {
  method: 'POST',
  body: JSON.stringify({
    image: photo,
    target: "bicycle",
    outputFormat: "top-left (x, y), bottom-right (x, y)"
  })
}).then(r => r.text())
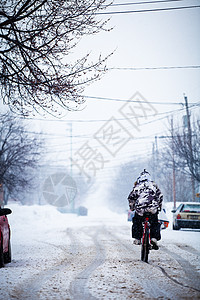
top-left (141, 213), bottom-right (151, 263)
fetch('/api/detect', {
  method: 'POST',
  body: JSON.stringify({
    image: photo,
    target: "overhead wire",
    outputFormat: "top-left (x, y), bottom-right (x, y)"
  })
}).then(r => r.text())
top-left (81, 95), bottom-right (198, 105)
top-left (42, 107), bottom-right (200, 156)
top-left (138, 101), bottom-right (200, 128)
top-left (108, 65), bottom-right (200, 70)
top-left (40, 106), bottom-right (200, 168)
top-left (96, 5), bottom-right (200, 14)
top-left (21, 101), bottom-right (200, 131)
top-left (20, 99), bottom-right (200, 155)
top-left (108, 0), bottom-right (187, 7)
top-left (6, 0), bottom-right (198, 177)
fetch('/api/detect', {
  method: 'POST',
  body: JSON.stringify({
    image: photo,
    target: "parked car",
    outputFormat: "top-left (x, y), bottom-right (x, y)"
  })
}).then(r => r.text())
top-left (0, 207), bottom-right (12, 267)
top-left (171, 202), bottom-right (200, 230)
top-left (77, 206), bottom-right (88, 216)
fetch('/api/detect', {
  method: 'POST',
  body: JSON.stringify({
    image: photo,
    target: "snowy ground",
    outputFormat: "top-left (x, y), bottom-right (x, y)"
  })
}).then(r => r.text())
top-left (0, 201), bottom-right (200, 299)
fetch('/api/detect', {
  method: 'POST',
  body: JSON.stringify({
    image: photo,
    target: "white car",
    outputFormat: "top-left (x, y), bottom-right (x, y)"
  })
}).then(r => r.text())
top-left (171, 202), bottom-right (200, 230)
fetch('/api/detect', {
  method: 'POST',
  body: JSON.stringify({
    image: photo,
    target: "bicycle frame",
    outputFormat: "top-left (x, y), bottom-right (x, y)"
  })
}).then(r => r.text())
top-left (141, 216), bottom-right (151, 263)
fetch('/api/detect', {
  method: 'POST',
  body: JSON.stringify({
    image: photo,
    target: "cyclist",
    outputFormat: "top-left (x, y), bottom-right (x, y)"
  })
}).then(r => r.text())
top-left (128, 169), bottom-right (163, 249)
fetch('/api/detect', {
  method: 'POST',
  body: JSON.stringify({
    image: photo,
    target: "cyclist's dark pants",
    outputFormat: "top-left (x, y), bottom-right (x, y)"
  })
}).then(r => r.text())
top-left (132, 212), bottom-right (161, 240)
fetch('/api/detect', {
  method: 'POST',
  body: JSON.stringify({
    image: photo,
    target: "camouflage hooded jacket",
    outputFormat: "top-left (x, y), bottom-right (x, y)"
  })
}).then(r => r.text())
top-left (128, 180), bottom-right (163, 216)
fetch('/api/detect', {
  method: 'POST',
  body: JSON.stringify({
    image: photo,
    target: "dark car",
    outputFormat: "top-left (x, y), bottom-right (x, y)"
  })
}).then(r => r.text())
top-left (0, 208), bottom-right (12, 267)
top-left (171, 202), bottom-right (200, 230)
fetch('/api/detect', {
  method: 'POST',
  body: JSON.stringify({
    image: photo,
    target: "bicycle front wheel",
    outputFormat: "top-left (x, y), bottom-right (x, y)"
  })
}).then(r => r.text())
top-left (141, 228), bottom-right (149, 263)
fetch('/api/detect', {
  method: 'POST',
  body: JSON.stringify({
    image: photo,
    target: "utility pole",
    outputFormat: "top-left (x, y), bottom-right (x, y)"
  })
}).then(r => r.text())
top-left (184, 95), bottom-right (195, 201)
top-left (69, 122), bottom-right (74, 212)
top-left (152, 142), bottom-right (155, 180)
top-left (155, 136), bottom-right (158, 181)
top-left (70, 122), bottom-right (73, 177)
top-left (66, 122), bottom-right (74, 212)
top-left (171, 119), bottom-right (176, 209)
top-left (152, 136), bottom-right (158, 182)
top-left (66, 122), bottom-right (73, 177)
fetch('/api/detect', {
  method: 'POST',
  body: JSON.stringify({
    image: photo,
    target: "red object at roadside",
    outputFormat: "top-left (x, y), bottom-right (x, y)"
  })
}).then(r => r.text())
top-left (0, 208), bottom-right (12, 268)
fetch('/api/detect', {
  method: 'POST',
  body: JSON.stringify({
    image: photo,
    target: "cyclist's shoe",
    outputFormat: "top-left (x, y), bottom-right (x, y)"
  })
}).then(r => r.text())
top-left (151, 238), bottom-right (159, 250)
top-left (133, 239), bottom-right (141, 245)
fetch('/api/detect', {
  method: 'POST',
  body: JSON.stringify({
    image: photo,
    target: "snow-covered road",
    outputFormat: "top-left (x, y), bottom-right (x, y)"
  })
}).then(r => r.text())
top-left (0, 203), bottom-right (200, 299)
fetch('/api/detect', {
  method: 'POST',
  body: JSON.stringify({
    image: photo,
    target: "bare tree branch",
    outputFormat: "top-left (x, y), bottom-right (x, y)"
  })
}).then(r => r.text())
top-left (0, 112), bottom-right (44, 199)
top-left (0, 0), bottom-right (112, 116)
top-left (160, 118), bottom-right (200, 183)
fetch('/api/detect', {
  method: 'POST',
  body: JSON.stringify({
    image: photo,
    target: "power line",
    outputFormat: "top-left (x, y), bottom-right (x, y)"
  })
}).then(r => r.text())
top-left (96, 5), bottom-right (200, 14)
top-left (108, 65), bottom-right (200, 71)
top-left (134, 101), bottom-right (200, 127)
top-left (21, 108), bottom-right (180, 128)
top-left (19, 101), bottom-right (200, 124)
top-left (109, 0), bottom-right (186, 7)
top-left (82, 95), bottom-right (200, 106)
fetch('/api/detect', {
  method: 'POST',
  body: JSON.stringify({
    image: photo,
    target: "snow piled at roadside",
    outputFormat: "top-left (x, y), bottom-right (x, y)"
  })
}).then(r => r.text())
top-left (7, 201), bottom-right (127, 251)
top-left (6, 201), bottom-right (200, 252)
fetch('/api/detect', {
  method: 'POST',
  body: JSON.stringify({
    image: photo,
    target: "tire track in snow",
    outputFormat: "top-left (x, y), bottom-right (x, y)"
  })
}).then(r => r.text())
top-left (159, 246), bottom-right (200, 293)
top-left (104, 227), bottom-right (176, 299)
top-left (96, 226), bottom-right (177, 298)
top-left (86, 225), bottom-right (147, 299)
top-left (9, 228), bottom-right (79, 300)
top-left (69, 226), bottom-right (106, 300)
top-left (8, 223), bottom-right (200, 299)
top-left (104, 226), bottom-right (200, 299)
top-left (174, 243), bottom-right (200, 256)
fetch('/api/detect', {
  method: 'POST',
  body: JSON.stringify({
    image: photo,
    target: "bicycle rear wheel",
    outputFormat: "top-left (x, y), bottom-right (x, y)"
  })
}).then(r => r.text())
top-left (141, 228), bottom-right (149, 263)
